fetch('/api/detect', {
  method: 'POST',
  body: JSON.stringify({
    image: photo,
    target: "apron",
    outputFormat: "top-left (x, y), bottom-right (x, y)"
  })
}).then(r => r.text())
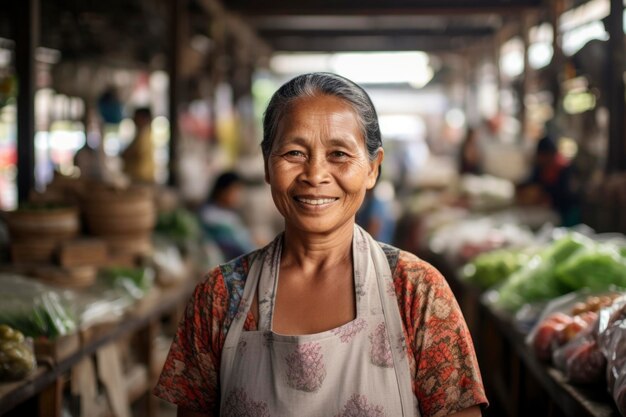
top-left (219, 225), bottom-right (419, 417)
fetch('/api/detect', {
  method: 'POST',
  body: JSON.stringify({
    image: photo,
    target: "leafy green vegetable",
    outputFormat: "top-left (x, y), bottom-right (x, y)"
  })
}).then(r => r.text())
top-left (493, 233), bottom-right (591, 312)
top-left (555, 244), bottom-right (626, 291)
top-left (155, 209), bottom-right (201, 242)
top-left (99, 267), bottom-right (154, 300)
top-left (0, 285), bottom-right (76, 339)
top-left (493, 233), bottom-right (626, 312)
top-left (461, 249), bottom-right (529, 289)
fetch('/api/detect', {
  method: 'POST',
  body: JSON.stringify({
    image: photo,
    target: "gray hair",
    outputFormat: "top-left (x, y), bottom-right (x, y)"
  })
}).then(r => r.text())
top-left (261, 72), bottom-right (382, 162)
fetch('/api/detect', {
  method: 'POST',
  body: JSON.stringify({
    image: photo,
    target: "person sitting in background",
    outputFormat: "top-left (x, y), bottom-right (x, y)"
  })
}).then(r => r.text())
top-left (517, 135), bottom-right (579, 226)
top-left (121, 107), bottom-right (155, 183)
top-left (199, 171), bottom-right (255, 260)
top-left (458, 127), bottom-right (482, 175)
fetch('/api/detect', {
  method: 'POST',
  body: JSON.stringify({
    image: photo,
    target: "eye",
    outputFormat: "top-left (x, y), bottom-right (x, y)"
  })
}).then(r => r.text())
top-left (329, 150), bottom-right (349, 159)
top-left (283, 150), bottom-right (306, 160)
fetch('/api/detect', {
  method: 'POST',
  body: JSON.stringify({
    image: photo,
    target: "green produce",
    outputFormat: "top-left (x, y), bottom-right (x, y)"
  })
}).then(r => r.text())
top-left (494, 233), bottom-right (591, 312)
top-left (461, 249), bottom-right (529, 289)
top-left (0, 324), bottom-right (36, 381)
top-left (0, 280), bottom-right (76, 339)
top-left (155, 208), bottom-right (201, 242)
top-left (100, 267), bottom-right (154, 300)
top-left (555, 244), bottom-right (626, 291)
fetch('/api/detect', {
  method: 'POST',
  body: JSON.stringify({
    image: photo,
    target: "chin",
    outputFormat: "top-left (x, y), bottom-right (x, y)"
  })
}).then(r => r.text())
top-left (286, 218), bottom-right (354, 236)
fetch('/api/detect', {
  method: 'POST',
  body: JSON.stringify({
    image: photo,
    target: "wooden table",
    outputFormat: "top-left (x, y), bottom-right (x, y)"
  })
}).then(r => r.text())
top-left (0, 278), bottom-right (196, 417)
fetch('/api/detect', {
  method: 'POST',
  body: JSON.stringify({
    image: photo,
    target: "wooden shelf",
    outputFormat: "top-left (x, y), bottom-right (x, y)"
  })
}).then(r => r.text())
top-left (0, 278), bottom-right (196, 416)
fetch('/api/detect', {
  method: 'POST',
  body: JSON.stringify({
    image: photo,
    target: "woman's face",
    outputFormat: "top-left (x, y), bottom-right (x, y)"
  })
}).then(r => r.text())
top-left (265, 94), bottom-right (383, 236)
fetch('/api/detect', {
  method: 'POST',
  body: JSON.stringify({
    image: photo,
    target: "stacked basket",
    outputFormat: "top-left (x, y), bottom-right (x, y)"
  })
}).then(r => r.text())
top-left (81, 185), bottom-right (156, 265)
top-left (5, 204), bottom-right (80, 264)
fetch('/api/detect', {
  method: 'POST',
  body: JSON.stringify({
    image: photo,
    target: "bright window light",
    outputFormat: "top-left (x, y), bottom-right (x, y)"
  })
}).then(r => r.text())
top-left (529, 23), bottom-right (554, 69)
top-left (500, 37), bottom-right (524, 78)
top-left (331, 52), bottom-right (433, 88)
top-left (270, 52), bottom-right (434, 88)
top-left (559, 0), bottom-right (609, 33)
top-left (529, 43), bottom-right (553, 69)
top-left (270, 53), bottom-right (333, 74)
top-left (562, 21), bottom-right (608, 56)
top-left (378, 114), bottom-right (426, 140)
top-left (445, 108), bottom-right (466, 129)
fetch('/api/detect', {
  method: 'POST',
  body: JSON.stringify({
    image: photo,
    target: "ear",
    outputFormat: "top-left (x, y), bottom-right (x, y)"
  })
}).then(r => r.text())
top-left (366, 147), bottom-right (384, 189)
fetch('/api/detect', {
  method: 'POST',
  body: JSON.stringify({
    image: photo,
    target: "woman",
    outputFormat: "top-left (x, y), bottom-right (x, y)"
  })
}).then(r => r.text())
top-left (154, 73), bottom-right (487, 417)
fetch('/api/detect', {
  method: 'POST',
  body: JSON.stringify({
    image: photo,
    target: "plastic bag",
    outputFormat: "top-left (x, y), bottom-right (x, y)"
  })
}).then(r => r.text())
top-left (551, 294), bottom-right (626, 385)
top-left (526, 290), bottom-right (621, 362)
top-left (151, 237), bottom-right (188, 286)
top-left (0, 274), bottom-right (76, 339)
top-left (99, 266), bottom-right (154, 301)
top-left (597, 298), bottom-right (626, 414)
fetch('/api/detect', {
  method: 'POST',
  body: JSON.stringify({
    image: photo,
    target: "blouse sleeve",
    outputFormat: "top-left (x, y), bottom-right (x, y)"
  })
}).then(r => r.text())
top-left (153, 267), bottom-right (229, 413)
top-left (394, 252), bottom-right (488, 417)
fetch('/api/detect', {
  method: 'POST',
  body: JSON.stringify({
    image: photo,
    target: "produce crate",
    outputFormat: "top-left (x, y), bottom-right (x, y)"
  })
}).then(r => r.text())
top-left (34, 333), bottom-right (80, 364)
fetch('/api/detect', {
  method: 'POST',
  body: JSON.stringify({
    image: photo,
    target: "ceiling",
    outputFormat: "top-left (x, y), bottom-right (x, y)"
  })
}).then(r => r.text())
top-left (221, 0), bottom-right (545, 52)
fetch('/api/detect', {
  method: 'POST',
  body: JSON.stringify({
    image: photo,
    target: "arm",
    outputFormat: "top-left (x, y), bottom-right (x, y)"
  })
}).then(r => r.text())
top-left (177, 407), bottom-right (215, 417)
top-left (153, 268), bottom-right (228, 414)
top-left (394, 252), bottom-right (488, 417)
top-left (448, 406), bottom-right (482, 417)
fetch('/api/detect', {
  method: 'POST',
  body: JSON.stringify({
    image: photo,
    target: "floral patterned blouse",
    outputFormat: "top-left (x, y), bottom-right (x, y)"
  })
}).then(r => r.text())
top-left (153, 243), bottom-right (488, 417)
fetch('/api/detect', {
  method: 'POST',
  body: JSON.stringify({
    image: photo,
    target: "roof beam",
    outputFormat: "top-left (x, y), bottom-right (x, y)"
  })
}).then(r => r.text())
top-left (222, 0), bottom-right (542, 15)
top-left (258, 28), bottom-right (496, 38)
top-left (265, 35), bottom-right (481, 52)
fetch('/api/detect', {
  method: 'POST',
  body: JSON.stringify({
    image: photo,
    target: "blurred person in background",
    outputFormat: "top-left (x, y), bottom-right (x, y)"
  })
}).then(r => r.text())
top-left (155, 73), bottom-right (486, 417)
top-left (121, 107), bottom-right (155, 183)
top-left (517, 135), bottom-right (579, 226)
top-left (199, 171), bottom-right (255, 260)
top-left (356, 182), bottom-right (397, 244)
top-left (458, 127), bottom-right (482, 175)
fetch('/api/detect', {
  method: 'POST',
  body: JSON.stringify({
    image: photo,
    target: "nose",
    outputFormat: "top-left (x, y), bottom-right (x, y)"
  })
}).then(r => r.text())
top-left (300, 155), bottom-right (331, 186)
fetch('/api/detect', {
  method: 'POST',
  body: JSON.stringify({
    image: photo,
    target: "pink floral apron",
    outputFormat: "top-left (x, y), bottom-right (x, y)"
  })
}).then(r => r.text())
top-left (219, 225), bottom-right (419, 417)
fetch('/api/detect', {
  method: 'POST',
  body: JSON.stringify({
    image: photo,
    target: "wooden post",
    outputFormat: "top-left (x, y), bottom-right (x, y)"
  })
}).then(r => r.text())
top-left (38, 377), bottom-right (63, 417)
top-left (168, 0), bottom-right (183, 186)
top-left (607, 0), bottom-right (626, 172)
top-left (15, 0), bottom-right (38, 203)
top-left (549, 0), bottom-right (565, 111)
top-left (521, 12), bottom-right (532, 141)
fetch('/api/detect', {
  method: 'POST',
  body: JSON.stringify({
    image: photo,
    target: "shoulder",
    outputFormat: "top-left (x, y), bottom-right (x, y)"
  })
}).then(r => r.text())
top-left (378, 242), bottom-right (444, 289)
top-left (197, 249), bottom-right (260, 313)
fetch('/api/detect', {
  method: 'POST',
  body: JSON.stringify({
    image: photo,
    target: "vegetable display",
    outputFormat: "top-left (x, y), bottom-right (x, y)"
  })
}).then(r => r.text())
top-left (99, 267), bottom-right (154, 300)
top-left (0, 275), bottom-right (76, 339)
top-left (492, 233), bottom-right (626, 312)
top-left (0, 324), bottom-right (36, 381)
top-left (461, 248), bottom-right (529, 289)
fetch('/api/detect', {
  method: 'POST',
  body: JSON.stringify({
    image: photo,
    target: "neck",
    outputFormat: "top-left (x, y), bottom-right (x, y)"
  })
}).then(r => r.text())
top-left (281, 221), bottom-right (354, 273)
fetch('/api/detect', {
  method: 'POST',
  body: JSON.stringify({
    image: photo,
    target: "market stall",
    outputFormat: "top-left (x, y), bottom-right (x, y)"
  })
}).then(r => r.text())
top-left (0, 178), bottom-right (214, 417)
top-left (413, 190), bottom-right (626, 416)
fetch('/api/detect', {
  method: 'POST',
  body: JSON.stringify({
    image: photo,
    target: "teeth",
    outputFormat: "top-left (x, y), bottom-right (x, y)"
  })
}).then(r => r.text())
top-left (297, 198), bottom-right (336, 205)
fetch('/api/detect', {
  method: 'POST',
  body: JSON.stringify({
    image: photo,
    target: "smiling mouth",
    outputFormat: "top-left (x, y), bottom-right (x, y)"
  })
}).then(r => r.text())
top-left (293, 197), bottom-right (339, 205)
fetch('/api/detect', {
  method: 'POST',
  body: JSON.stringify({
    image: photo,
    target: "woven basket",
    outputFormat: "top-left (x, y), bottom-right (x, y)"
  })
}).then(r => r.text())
top-left (3, 206), bottom-right (80, 240)
top-left (82, 185), bottom-right (155, 236)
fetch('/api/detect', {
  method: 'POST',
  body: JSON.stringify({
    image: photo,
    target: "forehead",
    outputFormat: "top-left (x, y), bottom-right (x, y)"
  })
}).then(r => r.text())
top-left (278, 95), bottom-right (361, 134)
